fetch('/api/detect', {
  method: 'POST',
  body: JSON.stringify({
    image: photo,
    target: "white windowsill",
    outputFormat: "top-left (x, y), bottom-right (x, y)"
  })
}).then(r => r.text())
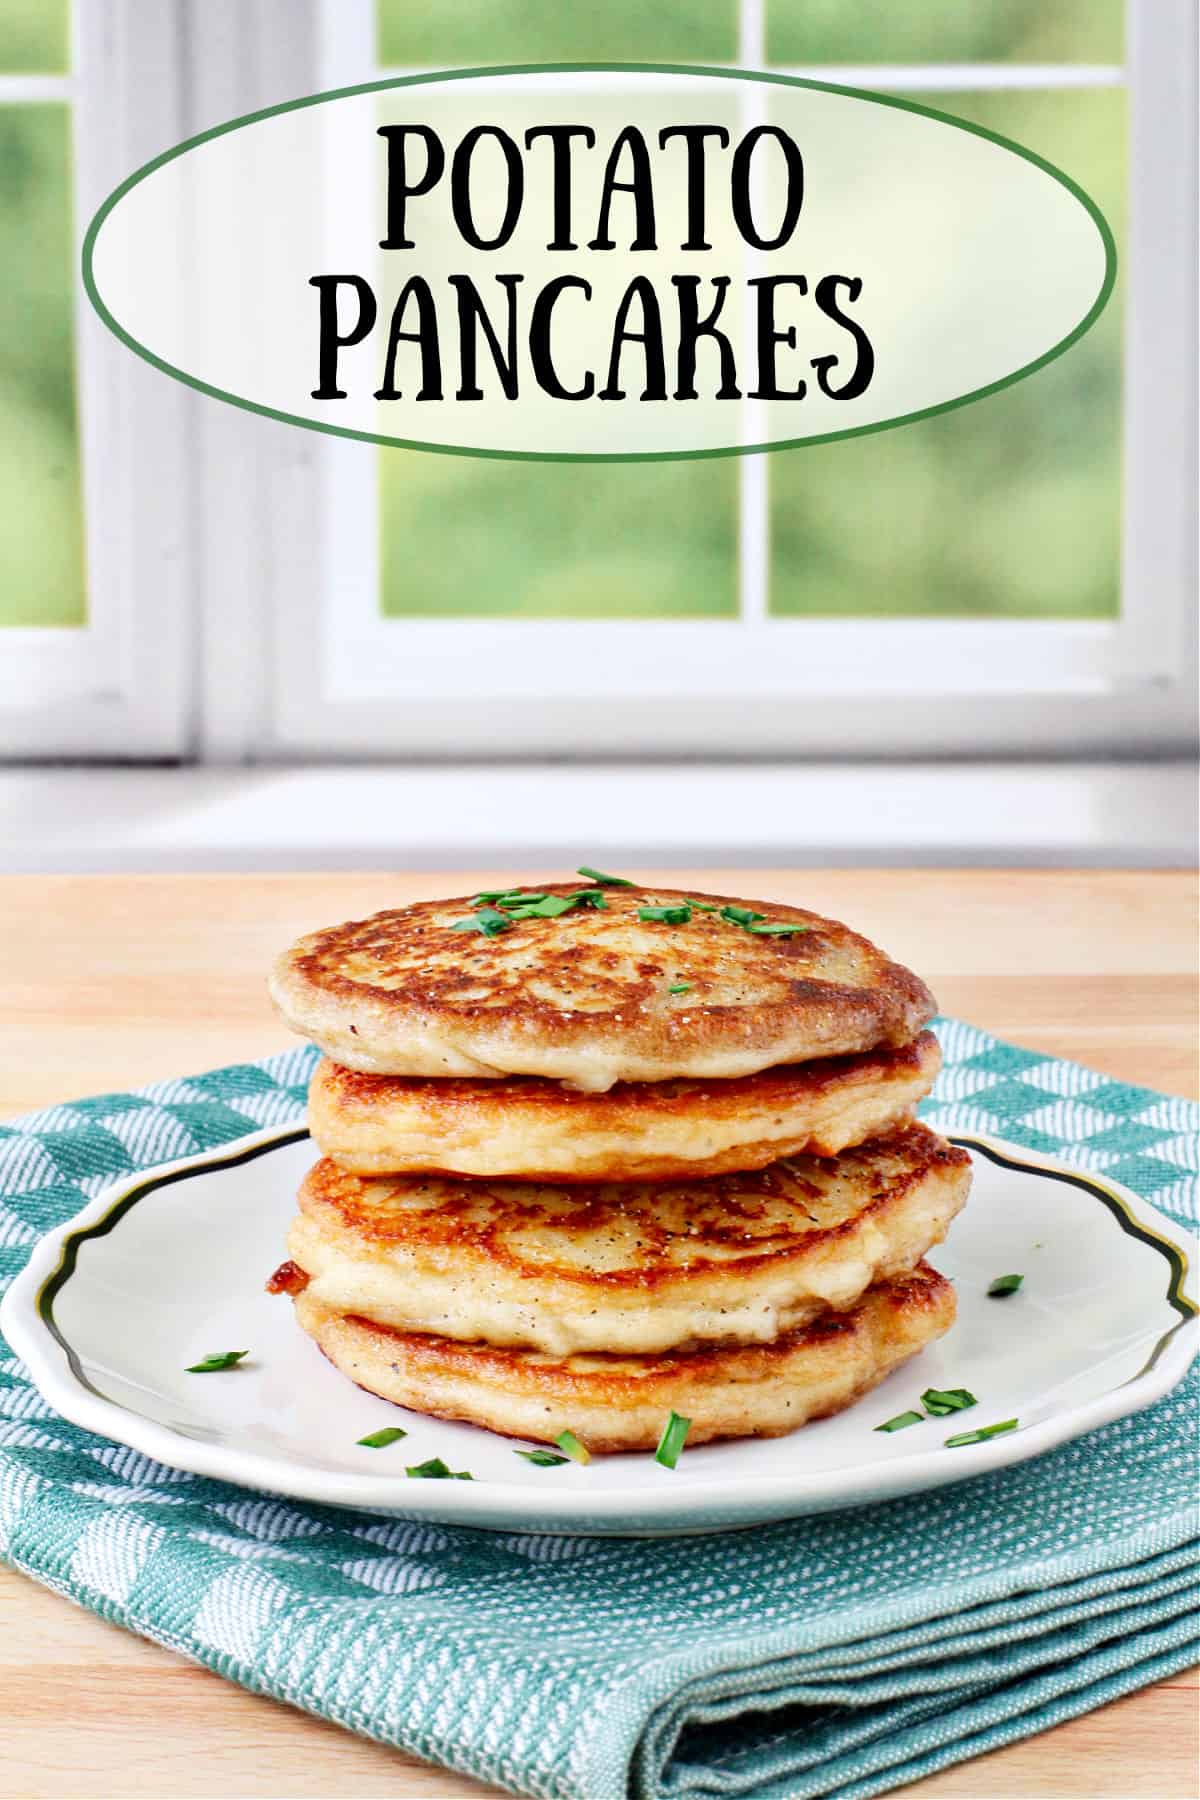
top-left (0, 761), bottom-right (1194, 872)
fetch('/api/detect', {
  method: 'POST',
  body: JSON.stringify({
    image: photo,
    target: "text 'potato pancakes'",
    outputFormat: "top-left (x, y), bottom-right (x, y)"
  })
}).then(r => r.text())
top-left (269, 876), bottom-right (967, 1459)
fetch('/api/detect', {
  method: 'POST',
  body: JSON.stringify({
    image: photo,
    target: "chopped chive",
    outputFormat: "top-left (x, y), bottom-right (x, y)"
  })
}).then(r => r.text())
top-left (491, 892), bottom-right (549, 909)
top-left (719, 904), bottom-right (764, 927)
top-left (473, 889), bottom-right (536, 905)
top-left (451, 907), bottom-right (512, 937)
top-left (555, 1429), bottom-right (591, 1466)
top-left (700, 902), bottom-right (807, 936)
top-left (654, 1410), bottom-right (692, 1470)
top-left (874, 1409), bottom-right (924, 1433)
top-left (523, 891), bottom-right (608, 919)
top-left (577, 865), bottom-right (634, 886)
top-left (668, 981), bottom-right (692, 994)
top-left (477, 907), bottom-right (515, 933)
top-left (987, 1274), bottom-right (1025, 1298)
top-left (690, 901), bottom-right (719, 911)
top-left (406, 1457), bottom-right (473, 1480)
top-left (508, 894), bottom-right (577, 918)
top-left (185, 1351), bottom-right (248, 1373)
top-left (356, 1426), bottom-right (407, 1449)
top-left (921, 1387), bottom-right (977, 1417)
top-left (639, 904), bottom-right (692, 925)
top-left (514, 1449), bottom-right (569, 1467)
top-left (945, 1419), bottom-right (1018, 1448)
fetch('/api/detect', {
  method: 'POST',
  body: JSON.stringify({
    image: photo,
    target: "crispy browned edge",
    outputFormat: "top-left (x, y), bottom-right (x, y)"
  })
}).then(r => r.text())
top-left (293, 1263), bottom-right (956, 1451)
top-left (290, 1122), bottom-right (971, 1294)
top-left (314, 1031), bottom-right (940, 1120)
top-left (342, 1263), bottom-right (953, 1384)
top-left (309, 1032), bottom-right (942, 1180)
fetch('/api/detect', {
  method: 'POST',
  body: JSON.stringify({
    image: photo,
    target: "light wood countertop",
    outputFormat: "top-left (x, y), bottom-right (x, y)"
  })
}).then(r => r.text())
top-left (0, 870), bottom-right (1196, 1800)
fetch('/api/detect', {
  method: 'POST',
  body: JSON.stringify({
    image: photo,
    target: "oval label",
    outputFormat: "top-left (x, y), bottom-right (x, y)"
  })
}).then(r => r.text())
top-left (84, 64), bottom-right (1115, 461)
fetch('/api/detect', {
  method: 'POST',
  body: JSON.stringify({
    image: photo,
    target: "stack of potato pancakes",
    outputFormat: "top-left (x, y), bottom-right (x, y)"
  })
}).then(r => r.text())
top-left (267, 877), bottom-right (970, 1455)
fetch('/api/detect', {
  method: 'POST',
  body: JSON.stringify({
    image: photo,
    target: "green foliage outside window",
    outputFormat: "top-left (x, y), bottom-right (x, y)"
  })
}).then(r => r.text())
top-left (0, 103), bottom-right (85, 627)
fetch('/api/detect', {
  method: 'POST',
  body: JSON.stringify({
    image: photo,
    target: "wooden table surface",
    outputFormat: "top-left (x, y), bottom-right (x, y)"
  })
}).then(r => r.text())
top-left (0, 870), bottom-right (1196, 1800)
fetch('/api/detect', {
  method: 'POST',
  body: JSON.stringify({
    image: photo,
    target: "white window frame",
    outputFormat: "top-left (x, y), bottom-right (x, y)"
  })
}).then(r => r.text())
top-left (0, 1), bottom-right (192, 759)
top-left (3, 0), bottom-right (1195, 764)
top-left (250, 0), bottom-right (1199, 759)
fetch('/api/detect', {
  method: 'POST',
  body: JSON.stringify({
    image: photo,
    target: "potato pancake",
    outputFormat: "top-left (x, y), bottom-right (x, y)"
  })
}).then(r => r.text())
top-left (281, 1124), bottom-right (970, 1356)
top-left (291, 1262), bottom-right (956, 1452)
top-left (269, 883), bottom-right (934, 1089)
top-left (307, 1031), bottom-right (941, 1180)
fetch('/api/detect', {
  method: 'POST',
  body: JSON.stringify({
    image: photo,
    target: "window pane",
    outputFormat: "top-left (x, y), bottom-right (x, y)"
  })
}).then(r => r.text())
top-left (0, 1), bottom-right (70, 74)
top-left (767, 1), bottom-right (1122, 66)
top-left (770, 88), bottom-right (1123, 621)
top-left (380, 458), bottom-right (738, 617)
top-left (377, 0), bottom-right (737, 68)
top-left (372, 75), bottom-right (739, 620)
top-left (0, 105), bottom-right (85, 627)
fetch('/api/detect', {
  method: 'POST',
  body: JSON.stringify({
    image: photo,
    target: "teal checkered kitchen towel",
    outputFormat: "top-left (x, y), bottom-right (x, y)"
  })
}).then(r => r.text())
top-left (1, 1020), bottom-right (1197, 1800)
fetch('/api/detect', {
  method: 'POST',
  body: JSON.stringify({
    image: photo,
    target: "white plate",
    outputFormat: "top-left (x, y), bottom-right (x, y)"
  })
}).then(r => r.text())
top-left (3, 1127), bottom-right (1196, 1536)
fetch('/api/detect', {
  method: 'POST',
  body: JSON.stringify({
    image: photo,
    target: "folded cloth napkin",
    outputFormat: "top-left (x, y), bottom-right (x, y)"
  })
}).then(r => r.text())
top-left (0, 1020), bottom-right (1196, 1800)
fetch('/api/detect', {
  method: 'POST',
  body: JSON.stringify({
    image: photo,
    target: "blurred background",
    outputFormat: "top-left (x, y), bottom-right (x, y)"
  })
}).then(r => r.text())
top-left (0, 0), bottom-right (1195, 870)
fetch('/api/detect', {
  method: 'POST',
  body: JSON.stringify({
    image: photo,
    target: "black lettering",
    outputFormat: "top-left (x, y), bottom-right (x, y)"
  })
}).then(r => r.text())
top-left (523, 125), bottom-right (596, 249)
top-left (377, 126), bottom-right (444, 249)
top-left (811, 275), bottom-right (874, 398)
top-left (748, 275), bottom-right (807, 400)
top-left (672, 276), bottom-right (740, 400)
top-left (451, 126), bottom-right (524, 250)
top-left (449, 273), bottom-right (523, 399)
top-left (529, 276), bottom-right (595, 400)
top-left (658, 125), bottom-right (730, 250)
top-left (731, 127), bottom-right (804, 251)
top-left (373, 275), bottom-right (443, 400)
top-left (599, 276), bottom-right (667, 400)
top-left (589, 127), bottom-right (657, 251)
top-left (310, 275), bottom-right (377, 399)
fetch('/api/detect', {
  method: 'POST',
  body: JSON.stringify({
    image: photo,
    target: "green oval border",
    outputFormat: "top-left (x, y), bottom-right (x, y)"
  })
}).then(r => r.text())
top-left (81, 62), bottom-right (1118, 463)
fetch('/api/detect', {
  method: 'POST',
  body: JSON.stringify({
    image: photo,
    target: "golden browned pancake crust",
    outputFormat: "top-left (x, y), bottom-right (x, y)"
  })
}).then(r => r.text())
top-left (269, 884), bottom-right (935, 1089)
top-left (292, 1263), bottom-right (956, 1451)
top-left (307, 1032), bottom-right (941, 1179)
top-left (286, 1124), bottom-right (970, 1355)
